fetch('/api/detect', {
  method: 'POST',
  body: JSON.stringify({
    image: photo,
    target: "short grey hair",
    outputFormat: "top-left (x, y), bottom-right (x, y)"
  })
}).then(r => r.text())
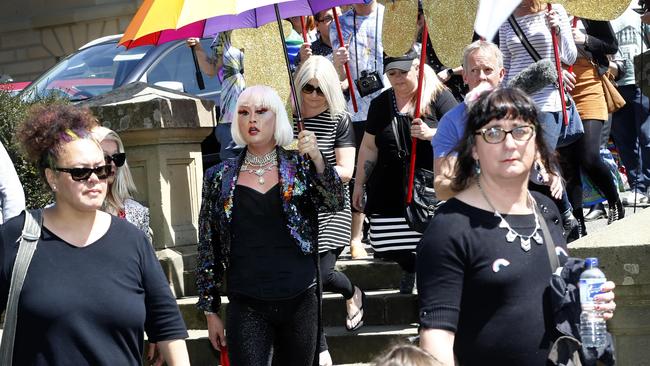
top-left (231, 85), bottom-right (294, 147)
top-left (462, 40), bottom-right (503, 69)
top-left (294, 55), bottom-right (348, 118)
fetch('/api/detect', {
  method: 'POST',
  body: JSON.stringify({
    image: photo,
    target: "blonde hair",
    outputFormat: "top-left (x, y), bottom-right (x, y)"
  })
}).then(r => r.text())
top-left (231, 85), bottom-right (294, 147)
top-left (404, 62), bottom-right (447, 117)
top-left (373, 344), bottom-right (443, 366)
top-left (91, 126), bottom-right (137, 215)
top-left (294, 55), bottom-right (348, 117)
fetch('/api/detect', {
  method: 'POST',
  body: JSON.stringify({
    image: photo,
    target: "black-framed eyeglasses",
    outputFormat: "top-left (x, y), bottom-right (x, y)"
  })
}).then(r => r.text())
top-left (53, 165), bottom-right (112, 181)
top-left (105, 152), bottom-right (126, 167)
top-left (302, 83), bottom-right (324, 96)
top-left (474, 125), bottom-right (536, 144)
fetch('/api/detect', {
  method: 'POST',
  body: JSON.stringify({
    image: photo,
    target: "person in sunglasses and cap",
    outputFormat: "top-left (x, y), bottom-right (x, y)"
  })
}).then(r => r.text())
top-left (352, 46), bottom-right (457, 294)
top-left (0, 104), bottom-right (190, 366)
top-left (92, 126), bottom-right (152, 243)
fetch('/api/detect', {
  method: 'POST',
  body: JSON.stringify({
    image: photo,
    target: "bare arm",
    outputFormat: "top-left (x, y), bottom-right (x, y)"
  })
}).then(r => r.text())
top-left (156, 339), bottom-right (190, 366)
top-left (334, 146), bottom-right (356, 183)
top-left (434, 156), bottom-right (457, 201)
top-left (186, 38), bottom-right (221, 77)
top-left (352, 132), bottom-right (378, 211)
top-left (420, 328), bottom-right (456, 366)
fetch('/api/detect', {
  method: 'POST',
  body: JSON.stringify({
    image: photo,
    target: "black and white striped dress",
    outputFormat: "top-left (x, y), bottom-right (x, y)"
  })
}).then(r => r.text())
top-left (294, 110), bottom-right (355, 253)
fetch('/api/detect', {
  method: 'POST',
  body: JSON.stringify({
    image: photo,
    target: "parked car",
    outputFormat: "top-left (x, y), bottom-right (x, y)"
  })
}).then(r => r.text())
top-left (20, 35), bottom-right (222, 104)
top-left (19, 34), bottom-right (225, 168)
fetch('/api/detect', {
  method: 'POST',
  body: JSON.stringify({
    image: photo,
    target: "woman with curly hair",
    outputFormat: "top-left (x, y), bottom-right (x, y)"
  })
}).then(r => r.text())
top-left (0, 104), bottom-right (189, 365)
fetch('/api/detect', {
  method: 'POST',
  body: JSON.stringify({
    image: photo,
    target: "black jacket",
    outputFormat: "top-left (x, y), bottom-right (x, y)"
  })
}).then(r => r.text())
top-left (582, 20), bottom-right (618, 76)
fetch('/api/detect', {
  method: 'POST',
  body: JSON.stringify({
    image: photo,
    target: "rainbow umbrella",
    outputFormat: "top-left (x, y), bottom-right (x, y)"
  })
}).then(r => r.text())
top-left (120, 0), bottom-right (364, 125)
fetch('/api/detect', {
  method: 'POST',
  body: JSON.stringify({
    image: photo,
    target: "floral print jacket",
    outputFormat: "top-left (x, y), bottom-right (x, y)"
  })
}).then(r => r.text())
top-left (196, 147), bottom-right (345, 312)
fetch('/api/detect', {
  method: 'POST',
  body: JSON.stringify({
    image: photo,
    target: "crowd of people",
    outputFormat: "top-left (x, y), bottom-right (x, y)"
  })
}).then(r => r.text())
top-left (1, 0), bottom-right (647, 365)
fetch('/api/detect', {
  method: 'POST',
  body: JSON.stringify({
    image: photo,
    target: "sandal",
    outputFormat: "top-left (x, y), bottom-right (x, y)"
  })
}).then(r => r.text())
top-left (345, 288), bottom-right (366, 331)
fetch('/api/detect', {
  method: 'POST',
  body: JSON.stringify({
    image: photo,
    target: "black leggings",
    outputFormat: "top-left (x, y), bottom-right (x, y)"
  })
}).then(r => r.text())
top-left (320, 249), bottom-right (355, 299)
top-left (558, 119), bottom-right (620, 220)
top-left (226, 288), bottom-right (318, 366)
top-left (374, 250), bottom-right (416, 274)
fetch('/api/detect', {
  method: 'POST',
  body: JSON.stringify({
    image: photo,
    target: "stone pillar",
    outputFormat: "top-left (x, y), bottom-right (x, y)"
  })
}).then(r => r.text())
top-left (82, 83), bottom-right (216, 297)
top-left (568, 208), bottom-right (650, 365)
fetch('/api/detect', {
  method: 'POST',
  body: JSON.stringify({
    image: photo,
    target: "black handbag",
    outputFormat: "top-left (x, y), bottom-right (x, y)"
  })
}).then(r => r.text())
top-left (390, 115), bottom-right (439, 233)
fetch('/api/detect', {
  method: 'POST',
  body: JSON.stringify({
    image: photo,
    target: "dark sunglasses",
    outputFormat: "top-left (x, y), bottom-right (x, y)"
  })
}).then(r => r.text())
top-left (302, 83), bottom-right (324, 96)
top-left (105, 152), bottom-right (126, 167)
top-left (53, 165), bottom-right (112, 181)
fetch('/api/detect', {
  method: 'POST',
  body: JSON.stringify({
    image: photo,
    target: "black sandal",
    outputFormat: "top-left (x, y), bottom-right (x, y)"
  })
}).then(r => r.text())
top-left (345, 289), bottom-right (366, 331)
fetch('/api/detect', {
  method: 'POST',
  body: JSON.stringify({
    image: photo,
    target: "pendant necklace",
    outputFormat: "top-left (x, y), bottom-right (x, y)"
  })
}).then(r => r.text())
top-left (477, 179), bottom-right (543, 252)
top-left (241, 150), bottom-right (277, 185)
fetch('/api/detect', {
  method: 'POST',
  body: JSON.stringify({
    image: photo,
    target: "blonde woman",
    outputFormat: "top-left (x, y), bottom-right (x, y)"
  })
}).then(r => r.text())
top-left (92, 126), bottom-right (151, 242)
top-left (353, 47), bottom-right (457, 294)
top-left (294, 55), bottom-right (364, 365)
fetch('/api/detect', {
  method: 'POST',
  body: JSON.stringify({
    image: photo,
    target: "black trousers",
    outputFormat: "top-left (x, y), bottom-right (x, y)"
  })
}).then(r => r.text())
top-left (226, 287), bottom-right (318, 366)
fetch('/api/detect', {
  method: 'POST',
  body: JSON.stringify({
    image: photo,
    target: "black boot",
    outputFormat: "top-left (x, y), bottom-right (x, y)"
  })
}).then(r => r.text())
top-left (607, 199), bottom-right (625, 224)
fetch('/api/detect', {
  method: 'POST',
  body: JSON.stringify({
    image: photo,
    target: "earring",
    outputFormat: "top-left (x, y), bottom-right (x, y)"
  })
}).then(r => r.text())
top-left (474, 160), bottom-right (481, 175)
top-left (52, 185), bottom-right (57, 192)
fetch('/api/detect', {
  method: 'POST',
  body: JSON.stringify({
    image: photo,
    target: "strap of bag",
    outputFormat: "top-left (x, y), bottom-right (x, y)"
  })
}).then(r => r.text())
top-left (534, 204), bottom-right (561, 272)
top-left (0, 209), bottom-right (43, 365)
top-left (508, 15), bottom-right (542, 62)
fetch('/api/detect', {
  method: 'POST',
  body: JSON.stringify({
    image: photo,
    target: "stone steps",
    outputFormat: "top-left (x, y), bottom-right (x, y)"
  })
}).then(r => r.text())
top-left (181, 326), bottom-right (418, 366)
top-left (178, 290), bottom-right (418, 329)
top-left (181, 257), bottom-right (405, 297)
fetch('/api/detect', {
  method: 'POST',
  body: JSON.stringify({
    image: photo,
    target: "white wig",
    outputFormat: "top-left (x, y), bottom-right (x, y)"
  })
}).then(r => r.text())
top-left (231, 85), bottom-right (294, 147)
top-left (294, 55), bottom-right (348, 117)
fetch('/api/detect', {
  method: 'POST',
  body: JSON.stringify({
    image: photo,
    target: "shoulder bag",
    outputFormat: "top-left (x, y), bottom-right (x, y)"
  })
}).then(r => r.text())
top-left (0, 209), bottom-right (43, 365)
top-left (390, 115), bottom-right (439, 233)
top-left (508, 15), bottom-right (584, 148)
top-left (601, 71), bottom-right (626, 113)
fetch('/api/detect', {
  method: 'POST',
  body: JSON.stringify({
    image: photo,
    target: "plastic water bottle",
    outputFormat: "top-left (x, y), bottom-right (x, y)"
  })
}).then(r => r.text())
top-left (579, 257), bottom-right (608, 348)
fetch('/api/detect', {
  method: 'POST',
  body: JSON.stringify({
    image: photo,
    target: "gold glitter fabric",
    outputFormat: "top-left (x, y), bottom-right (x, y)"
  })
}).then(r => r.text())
top-left (232, 21), bottom-right (292, 112)
top-left (423, 0), bottom-right (478, 67)
top-left (380, 0), bottom-right (420, 56)
top-left (556, 0), bottom-right (628, 21)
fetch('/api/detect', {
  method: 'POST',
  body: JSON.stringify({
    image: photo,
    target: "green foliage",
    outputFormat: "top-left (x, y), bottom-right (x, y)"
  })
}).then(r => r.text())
top-left (0, 91), bottom-right (68, 209)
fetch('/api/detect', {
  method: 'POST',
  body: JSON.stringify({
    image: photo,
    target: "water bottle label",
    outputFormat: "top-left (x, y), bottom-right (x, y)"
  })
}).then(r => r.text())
top-left (579, 278), bottom-right (605, 305)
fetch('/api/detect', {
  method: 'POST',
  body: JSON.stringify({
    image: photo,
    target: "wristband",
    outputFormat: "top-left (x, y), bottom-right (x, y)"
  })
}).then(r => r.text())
top-left (446, 68), bottom-right (454, 78)
top-left (204, 311), bottom-right (216, 315)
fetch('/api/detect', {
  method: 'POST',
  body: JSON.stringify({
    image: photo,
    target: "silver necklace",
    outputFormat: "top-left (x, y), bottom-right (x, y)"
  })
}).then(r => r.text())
top-left (477, 179), bottom-right (543, 252)
top-left (244, 150), bottom-right (277, 166)
top-left (241, 150), bottom-right (277, 185)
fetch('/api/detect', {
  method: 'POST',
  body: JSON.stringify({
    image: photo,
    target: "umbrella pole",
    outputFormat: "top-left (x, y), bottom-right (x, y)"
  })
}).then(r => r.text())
top-left (190, 45), bottom-right (206, 90)
top-left (568, 17), bottom-right (578, 74)
top-left (332, 7), bottom-right (359, 113)
top-left (274, 4), bottom-right (304, 130)
top-left (300, 16), bottom-right (308, 42)
top-left (547, 3), bottom-right (569, 126)
top-left (406, 23), bottom-right (428, 204)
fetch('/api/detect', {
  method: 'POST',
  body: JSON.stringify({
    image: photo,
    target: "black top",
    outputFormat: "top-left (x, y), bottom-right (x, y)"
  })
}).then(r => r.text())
top-left (229, 184), bottom-right (315, 299)
top-left (364, 88), bottom-right (458, 215)
top-left (582, 20), bottom-right (618, 75)
top-left (417, 192), bottom-right (568, 366)
top-left (0, 213), bottom-right (188, 366)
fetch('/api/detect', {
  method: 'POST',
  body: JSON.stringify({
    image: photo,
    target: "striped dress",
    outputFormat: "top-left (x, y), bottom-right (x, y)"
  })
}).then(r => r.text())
top-left (294, 110), bottom-right (355, 253)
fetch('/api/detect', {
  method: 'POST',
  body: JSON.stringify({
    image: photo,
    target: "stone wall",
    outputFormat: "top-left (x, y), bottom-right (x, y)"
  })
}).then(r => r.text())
top-left (568, 208), bottom-right (650, 366)
top-left (0, 0), bottom-right (140, 82)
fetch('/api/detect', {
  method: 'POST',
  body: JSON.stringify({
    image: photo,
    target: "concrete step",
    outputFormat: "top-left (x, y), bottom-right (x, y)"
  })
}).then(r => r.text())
top-left (182, 325), bottom-right (418, 366)
top-left (178, 290), bottom-right (418, 329)
top-left (180, 258), bottom-right (405, 297)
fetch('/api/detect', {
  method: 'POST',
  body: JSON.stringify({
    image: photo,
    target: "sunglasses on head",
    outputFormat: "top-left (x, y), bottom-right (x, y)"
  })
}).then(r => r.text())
top-left (105, 152), bottom-right (126, 167)
top-left (54, 165), bottom-right (112, 181)
top-left (302, 83), bottom-right (324, 96)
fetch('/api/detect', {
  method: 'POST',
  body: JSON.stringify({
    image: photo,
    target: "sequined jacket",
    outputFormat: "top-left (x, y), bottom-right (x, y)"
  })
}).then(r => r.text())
top-left (196, 147), bottom-right (345, 312)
